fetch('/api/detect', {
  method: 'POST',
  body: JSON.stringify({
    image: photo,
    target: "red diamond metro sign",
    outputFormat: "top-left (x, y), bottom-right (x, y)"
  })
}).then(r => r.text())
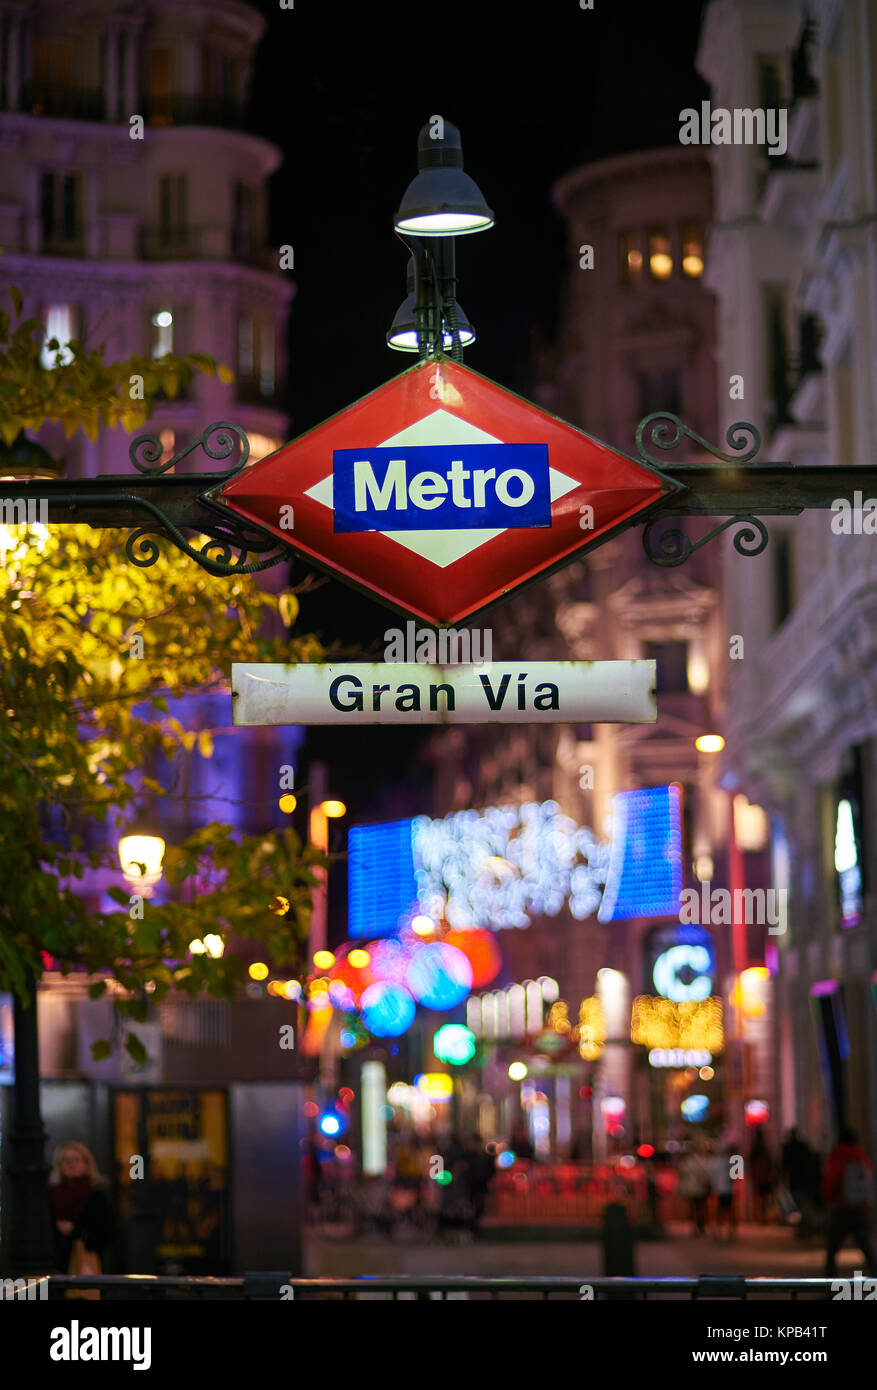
top-left (208, 356), bottom-right (680, 626)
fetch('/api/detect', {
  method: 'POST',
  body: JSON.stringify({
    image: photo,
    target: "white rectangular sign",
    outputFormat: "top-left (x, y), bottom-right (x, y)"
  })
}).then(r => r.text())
top-left (232, 661), bottom-right (656, 726)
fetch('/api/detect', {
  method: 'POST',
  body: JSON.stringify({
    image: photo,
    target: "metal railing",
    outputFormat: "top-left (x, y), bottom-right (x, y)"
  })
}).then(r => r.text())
top-left (9, 1273), bottom-right (850, 1301)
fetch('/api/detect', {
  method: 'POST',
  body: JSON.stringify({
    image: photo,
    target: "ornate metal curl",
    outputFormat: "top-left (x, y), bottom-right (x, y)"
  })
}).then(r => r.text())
top-left (636, 412), bottom-right (761, 468)
top-left (123, 504), bottom-right (291, 576)
top-left (643, 514), bottom-right (770, 567)
top-left (129, 421), bottom-right (250, 477)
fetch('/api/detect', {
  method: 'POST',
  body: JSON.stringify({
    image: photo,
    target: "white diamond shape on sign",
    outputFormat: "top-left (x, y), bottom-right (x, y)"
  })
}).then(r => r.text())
top-left (304, 408), bottom-right (578, 568)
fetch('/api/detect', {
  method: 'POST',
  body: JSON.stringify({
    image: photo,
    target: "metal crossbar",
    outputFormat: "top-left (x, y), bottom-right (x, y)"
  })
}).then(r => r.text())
top-left (23, 1274), bottom-right (846, 1301)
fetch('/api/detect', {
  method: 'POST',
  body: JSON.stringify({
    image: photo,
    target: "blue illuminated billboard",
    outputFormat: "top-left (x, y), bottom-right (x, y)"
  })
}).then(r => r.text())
top-left (348, 819), bottom-right (418, 938)
top-left (597, 784), bottom-right (682, 922)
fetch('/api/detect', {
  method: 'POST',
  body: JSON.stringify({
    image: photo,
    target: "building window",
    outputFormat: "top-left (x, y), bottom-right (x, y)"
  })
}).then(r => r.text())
top-left (638, 369), bottom-right (681, 417)
top-left (237, 314), bottom-right (255, 377)
top-left (765, 285), bottom-right (792, 427)
top-left (757, 54), bottom-right (785, 111)
top-left (159, 175), bottom-right (187, 248)
top-left (619, 231), bottom-right (642, 284)
top-left (643, 640), bottom-right (689, 693)
top-left (772, 531), bottom-right (794, 628)
top-left (40, 171), bottom-right (81, 248)
top-left (648, 230), bottom-right (673, 280)
top-left (152, 308), bottom-right (174, 359)
top-left (233, 183), bottom-right (262, 261)
top-left (681, 225), bottom-right (704, 277)
top-left (146, 49), bottom-right (172, 123)
top-left (236, 316), bottom-right (276, 401)
top-left (32, 39), bottom-right (74, 112)
top-left (259, 322), bottom-right (275, 397)
top-left (40, 304), bottom-right (77, 367)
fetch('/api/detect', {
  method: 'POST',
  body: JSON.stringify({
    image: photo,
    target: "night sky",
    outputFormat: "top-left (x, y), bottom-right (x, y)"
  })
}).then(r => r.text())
top-left (241, 0), bottom-right (710, 878)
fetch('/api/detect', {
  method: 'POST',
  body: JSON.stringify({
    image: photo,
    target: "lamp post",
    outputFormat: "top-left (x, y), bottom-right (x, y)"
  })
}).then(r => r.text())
top-left (117, 830), bottom-right (165, 1274)
top-left (389, 119), bottom-right (493, 361)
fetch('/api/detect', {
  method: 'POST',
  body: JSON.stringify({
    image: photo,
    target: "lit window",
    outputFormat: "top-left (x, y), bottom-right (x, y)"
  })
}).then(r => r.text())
top-left (682, 225), bottom-right (704, 277)
top-left (619, 231), bottom-right (642, 284)
top-left (41, 304), bottom-right (76, 368)
top-left (152, 308), bottom-right (173, 358)
top-left (648, 231), bottom-right (673, 280)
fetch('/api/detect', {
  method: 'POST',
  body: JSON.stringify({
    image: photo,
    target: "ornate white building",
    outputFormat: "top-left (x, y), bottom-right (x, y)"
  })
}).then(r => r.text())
top-left (0, 0), bottom-right (292, 475)
top-left (698, 0), bottom-right (877, 1158)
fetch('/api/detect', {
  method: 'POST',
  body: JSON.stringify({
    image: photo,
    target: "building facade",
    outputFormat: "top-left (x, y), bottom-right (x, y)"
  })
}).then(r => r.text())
top-left (427, 146), bottom-right (734, 1156)
top-left (0, 0), bottom-right (291, 475)
top-left (698, 0), bottom-right (877, 1160)
top-left (0, 0), bottom-right (307, 1274)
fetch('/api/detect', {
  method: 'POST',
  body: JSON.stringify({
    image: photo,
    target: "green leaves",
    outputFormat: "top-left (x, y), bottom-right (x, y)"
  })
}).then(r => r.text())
top-left (0, 284), bottom-right (234, 445)
top-left (124, 1033), bottom-right (147, 1066)
top-left (0, 295), bottom-right (326, 1070)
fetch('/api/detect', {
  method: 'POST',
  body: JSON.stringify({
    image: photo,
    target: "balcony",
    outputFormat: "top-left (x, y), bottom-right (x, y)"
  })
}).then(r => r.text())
top-left (13, 85), bottom-right (248, 131)
top-left (235, 375), bottom-right (281, 408)
top-left (40, 233), bottom-right (86, 258)
top-left (19, 81), bottom-right (104, 121)
top-left (144, 93), bottom-right (248, 131)
top-left (141, 225), bottom-right (276, 268)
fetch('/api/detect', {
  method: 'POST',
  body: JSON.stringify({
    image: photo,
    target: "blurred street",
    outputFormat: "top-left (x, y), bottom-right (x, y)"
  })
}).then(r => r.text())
top-left (307, 1222), bottom-right (873, 1282)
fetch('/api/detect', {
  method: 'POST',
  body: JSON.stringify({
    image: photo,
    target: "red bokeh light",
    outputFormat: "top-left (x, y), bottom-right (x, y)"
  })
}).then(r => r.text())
top-left (303, 1101), bottom-right (319, 1117)
top-left (441, 928), bottom-right (502, 987)
top-left (637, 1144), bottom-right (655, 1158)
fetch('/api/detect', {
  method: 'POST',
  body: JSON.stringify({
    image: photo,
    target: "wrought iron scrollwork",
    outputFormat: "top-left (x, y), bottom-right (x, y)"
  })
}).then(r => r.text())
top-left (643, 514), bottom-right (769, 567)
top-left (636, 414), bottom-right (769, 566)
top-left (124, 510), bottom-right (291, 577)
top-left (636, 412), bottom-right (761, 468)
top-left (121, 422), bottom-right (290, 575)
top-left (129, 421), bottom-right (250, 477)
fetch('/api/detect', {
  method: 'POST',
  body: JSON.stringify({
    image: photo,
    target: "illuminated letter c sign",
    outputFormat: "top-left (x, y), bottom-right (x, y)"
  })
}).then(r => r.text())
top-left (653, 944), bottom-right (712, 1002)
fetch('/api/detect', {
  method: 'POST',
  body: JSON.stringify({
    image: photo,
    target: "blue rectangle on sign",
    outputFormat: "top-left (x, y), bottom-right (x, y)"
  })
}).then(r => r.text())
top-left (332, 442), bottom-right (551, 532)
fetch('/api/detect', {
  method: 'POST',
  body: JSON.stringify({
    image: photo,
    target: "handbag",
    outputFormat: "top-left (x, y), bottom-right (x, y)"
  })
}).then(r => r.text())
top-left (66, 1237), bottom-right (102, 1300)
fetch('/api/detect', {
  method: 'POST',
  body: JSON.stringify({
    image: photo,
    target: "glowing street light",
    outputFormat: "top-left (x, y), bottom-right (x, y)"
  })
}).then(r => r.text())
top-left (118, 833), bottom-right (165, 895)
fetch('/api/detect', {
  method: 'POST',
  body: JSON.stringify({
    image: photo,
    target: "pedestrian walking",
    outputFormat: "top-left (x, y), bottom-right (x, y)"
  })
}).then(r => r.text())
top-left (781, 1127), bottom-right (820, 1235)
top-left (710, 1141), bottom-right (737, 1241)
top-left (749, 1129), bottom-right (777, 1223)
top-left (678, 1140), bottom-right (712, 1234)
top-left (822, 1126), bottom-right (877, 1277)
top-left (49, 1141), bottom-right (114, 1297)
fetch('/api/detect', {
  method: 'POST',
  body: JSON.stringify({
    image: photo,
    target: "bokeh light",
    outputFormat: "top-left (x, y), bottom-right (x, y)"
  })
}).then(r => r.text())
top-left (406, 941), bottom-right (473, 1010)
top-left (248, 962), bottom-right (269, 981)
top-left (441, 928), bottom-right (502, 987)
top-left (360, 981), bottom-right (416, 1037)
top-left (278, 794), bottom-right (297, 813)
top-left (433, 1023), bottom-right (477, 1065)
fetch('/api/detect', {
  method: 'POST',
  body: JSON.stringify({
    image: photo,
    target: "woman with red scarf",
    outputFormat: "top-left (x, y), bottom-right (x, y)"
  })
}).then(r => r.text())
top-left (49, 1142), bottom-right (114, 1278)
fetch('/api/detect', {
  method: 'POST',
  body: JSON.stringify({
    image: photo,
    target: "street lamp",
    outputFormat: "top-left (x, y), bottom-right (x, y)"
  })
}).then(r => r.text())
top-left (394, 120), bottom-right (494, 236)
top-left (118, 832), bottom-right (165, 896)
top-left (387, 257), bottom-right (476, 352)
top-left (391, 121), bottom-right (493, 362)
